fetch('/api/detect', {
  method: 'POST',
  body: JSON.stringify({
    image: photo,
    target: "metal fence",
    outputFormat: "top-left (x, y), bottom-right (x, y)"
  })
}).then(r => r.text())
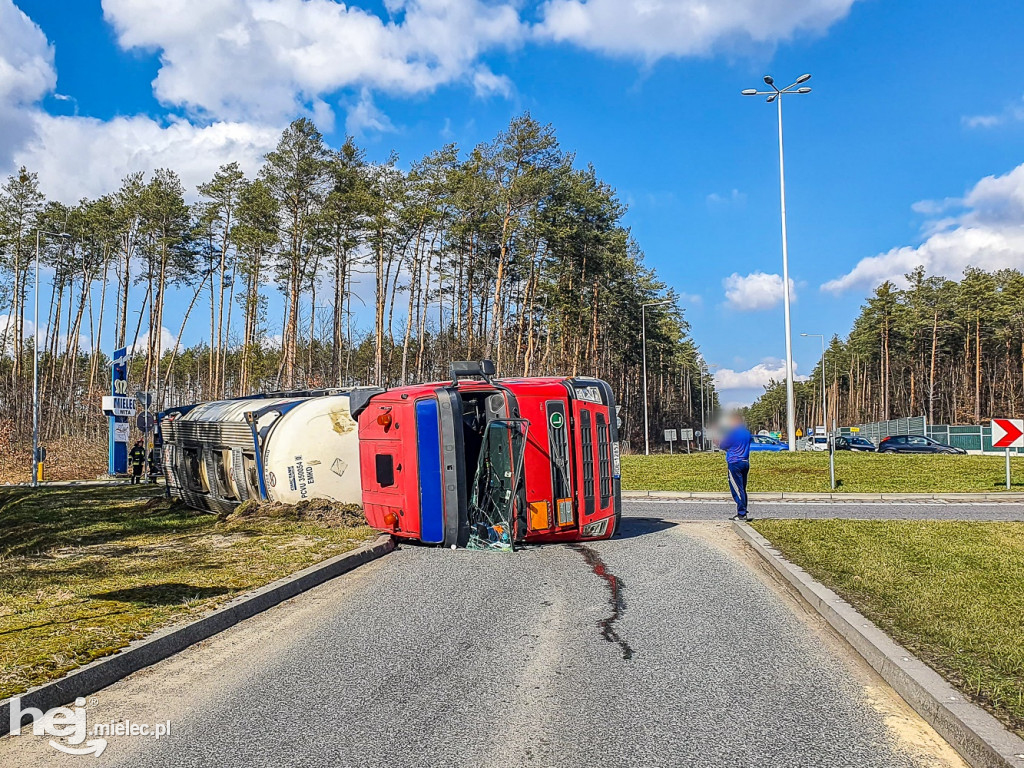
top-left (844, 417), bottom-right (926, 446)
top-left (840, 416), bottom-right (1024, 454)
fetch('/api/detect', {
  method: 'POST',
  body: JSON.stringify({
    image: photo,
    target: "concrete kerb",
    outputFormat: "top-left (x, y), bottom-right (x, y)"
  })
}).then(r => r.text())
top-left (623, 490), bottom-right (1024, 503)
top-left (0, 533), bottom-right (395, 737)
top-left (733, 521), bottom-right (1024, 768)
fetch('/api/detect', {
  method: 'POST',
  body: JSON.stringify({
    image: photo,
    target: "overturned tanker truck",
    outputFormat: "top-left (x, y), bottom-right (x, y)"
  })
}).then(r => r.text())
top-left (160, 361), bottom-right (621, 547)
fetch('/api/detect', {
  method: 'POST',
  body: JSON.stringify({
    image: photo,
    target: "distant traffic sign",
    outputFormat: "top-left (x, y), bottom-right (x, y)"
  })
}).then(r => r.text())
top-left (137, 412), bottom-right (156, 433)
top-left (992, 418), bottom-right (1024, 449)
top-left (679, 428), bottom-right (694, 441)
top-left (664, 429), bottom-right (677, 442)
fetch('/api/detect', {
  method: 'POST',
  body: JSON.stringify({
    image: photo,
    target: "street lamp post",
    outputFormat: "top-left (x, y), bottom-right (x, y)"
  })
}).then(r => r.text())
top-left (704, 363), bottom-right (720, 451)
top-left (642, 299), bottom-right (673, 455)
top-left (32, 229), bottom-right (71, 487)
top-left (801, 333), bottom-right (827, 430)
top-left (742, 73), bottom-right (812, 450)
top-left (698, 362), bottom-right (706, 452)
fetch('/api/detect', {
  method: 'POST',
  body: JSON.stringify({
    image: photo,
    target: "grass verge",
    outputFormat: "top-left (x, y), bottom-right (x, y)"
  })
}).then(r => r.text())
top-left (621, 452), bottom-right (1024, 493)
top-left (0, 485), bottom-right (376, 700)
top-left (752, 519), bottom-right (1024, 737)
top-left (0, 435), bottom-right (108, 485)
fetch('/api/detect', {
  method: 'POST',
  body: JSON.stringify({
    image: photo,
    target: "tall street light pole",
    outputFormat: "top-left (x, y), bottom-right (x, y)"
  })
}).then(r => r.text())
top-left (33, 229), bottom-right (71, 487)
top-left (698, 361), bottom-right (706, 452)
top-left (642, 299), bottom-right (673, 455)
top-left (704, 362), bottom-right (720, 451)
top-left (696, 360), bottom-right (719, 452)
top-left (801, 333), bottom-right (826, 430)
top-left (743, 73), bottom-right (812, 450)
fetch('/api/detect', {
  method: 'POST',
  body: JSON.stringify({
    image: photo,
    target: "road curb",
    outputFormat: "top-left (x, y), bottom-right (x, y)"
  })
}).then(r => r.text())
top-left (0, 533), bottom-right (394, 736)
top-left (622, 490), bottom-right (1024, 502)
top-left (732, 521), bottom-right (1024, 768)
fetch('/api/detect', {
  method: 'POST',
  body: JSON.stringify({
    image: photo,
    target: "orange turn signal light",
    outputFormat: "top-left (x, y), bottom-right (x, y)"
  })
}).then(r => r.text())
top-left (383, 511), bottom-right (398, 528)
top-left (377, 409), bottom-right (393, 428)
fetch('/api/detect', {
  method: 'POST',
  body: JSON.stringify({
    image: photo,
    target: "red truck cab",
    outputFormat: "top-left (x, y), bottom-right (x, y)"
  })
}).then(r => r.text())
top-left (354, 361), bottom-right (621, 548)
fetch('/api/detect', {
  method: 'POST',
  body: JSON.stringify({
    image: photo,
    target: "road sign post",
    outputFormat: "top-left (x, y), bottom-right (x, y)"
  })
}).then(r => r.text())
top-left (992, 418), bottom-right (1024, 490)
top-left (664, 429), bottom-right (677, 455)
top-left (679, 428), bottom-right (694, 455)
top-left (829, 419), bottom-right (837, 490)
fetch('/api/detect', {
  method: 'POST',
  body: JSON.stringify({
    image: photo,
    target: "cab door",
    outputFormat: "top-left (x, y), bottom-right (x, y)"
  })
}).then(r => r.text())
top-left (570, 400), bottom-right (610, 530)
top-left (542, 399), bottom-right (574, 531)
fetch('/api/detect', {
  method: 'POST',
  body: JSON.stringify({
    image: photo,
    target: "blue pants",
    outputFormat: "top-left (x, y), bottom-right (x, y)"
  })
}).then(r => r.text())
top-left (727, 461), bottom-right (749, 515)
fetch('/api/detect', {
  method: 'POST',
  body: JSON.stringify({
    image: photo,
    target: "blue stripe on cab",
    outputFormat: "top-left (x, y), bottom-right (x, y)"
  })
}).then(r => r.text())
top-left (416, 398), bottom-right (445, 544)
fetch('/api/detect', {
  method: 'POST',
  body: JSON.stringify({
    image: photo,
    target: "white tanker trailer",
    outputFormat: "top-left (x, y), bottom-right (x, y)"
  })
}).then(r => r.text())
top-left (159, 388), bottom-right (380, 515)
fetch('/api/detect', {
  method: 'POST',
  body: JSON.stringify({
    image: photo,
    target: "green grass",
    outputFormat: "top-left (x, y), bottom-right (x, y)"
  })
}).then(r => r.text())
top-left (621, 452), bottom-right (1024, 493)
top-left (752, 520), bottom-right (1024, 736)
top-left (0, 486), bottom-right (376, 700)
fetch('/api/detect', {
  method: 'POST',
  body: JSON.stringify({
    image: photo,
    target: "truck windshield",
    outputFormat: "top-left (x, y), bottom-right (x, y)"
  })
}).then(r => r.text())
top-left (467, 418), bottom-right (528, 551)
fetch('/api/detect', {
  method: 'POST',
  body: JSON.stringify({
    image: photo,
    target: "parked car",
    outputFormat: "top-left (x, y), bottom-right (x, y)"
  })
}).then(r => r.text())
top-left (846, 436), bottom-right (876, 451)
top-left (876, 435), bottom-right (967, 454)
top-left (804, 435), bottom-right (829, 452)
top-left (750, 434), bottom-right (788, 452)
top-left (833, 436), bottom-right (876, 451)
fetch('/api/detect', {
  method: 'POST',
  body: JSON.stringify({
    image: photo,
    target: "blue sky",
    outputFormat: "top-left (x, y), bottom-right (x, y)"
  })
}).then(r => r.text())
top-left (4, 0), bottom-right (1024, 405)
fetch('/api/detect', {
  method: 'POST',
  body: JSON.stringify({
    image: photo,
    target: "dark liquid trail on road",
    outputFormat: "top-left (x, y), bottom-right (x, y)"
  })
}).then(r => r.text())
top-left (570, 544), bottom-right (633, 660)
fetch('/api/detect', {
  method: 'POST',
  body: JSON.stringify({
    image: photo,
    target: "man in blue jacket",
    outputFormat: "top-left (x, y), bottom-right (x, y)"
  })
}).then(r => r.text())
top-left (719, 412), bottom-right (753, 521)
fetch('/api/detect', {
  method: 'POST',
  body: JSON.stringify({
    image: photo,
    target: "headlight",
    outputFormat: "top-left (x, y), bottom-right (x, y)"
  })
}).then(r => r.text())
top-left (581, 518), bottom-right (610, 538)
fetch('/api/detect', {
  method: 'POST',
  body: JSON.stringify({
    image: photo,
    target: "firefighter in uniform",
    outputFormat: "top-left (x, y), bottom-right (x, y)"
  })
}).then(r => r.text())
top-left (129, 440), bottom-right (146, 485)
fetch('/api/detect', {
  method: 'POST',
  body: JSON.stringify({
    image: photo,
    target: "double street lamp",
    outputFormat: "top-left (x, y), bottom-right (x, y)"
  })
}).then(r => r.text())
top-left (32, 229), bottom-right (71, 487)
top-left (701, 361), bottom-right (719, 452)
top-left (641, 299), bottom-right (674, 455)
top-left (742, 73), bottom-right (812, 450)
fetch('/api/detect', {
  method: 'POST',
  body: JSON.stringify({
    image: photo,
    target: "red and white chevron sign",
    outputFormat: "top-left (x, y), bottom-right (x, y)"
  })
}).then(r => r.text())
top-left (992, 418), bottom-right (1024, 449)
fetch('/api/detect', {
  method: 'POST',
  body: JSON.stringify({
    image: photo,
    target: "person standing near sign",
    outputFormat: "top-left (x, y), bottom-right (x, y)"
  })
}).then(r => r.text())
top-left (719, 412), bottom-right (753, 521)
top-left (129, 440), bottom-right (146, 485)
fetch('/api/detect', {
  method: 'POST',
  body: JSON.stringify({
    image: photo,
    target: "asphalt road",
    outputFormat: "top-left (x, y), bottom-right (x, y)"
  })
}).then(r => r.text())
top-left (625, 498), bottom-right (1024, 521)
top-left (4, 514), bottom-right (969, 768)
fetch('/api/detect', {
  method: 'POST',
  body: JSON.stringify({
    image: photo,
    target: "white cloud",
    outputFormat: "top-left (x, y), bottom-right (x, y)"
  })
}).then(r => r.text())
top-left (14, 113), bottom-right (279, 204)
top-left (707, 188), bottom-right (746, 207)
top-left (0, 0), bottom-right (55, 150)
top-left (0, 0), bottom-right (531, 198)
top-left (344, 89), bottom-right (397, 138)
top-left (131, 326), bottom-right (178, 355)
top-left (679, 292), bottom-right (703, 308)
top-left (715, 359), bottom-right (804, 391)
top-left (471, 66), bottom-right (514, 98)
top-left (722, 271), bottom-right (796, 310)
top-left (0, 315), bottom-right (91, 356)
top-left (712, 358), bottom-right (808, 406)
top-left (962, 96), bottom-right (1024, 129)
top-left (0, 0), bottom-right (863, 203)
top-left (823, 162), bottom-right (1024, 293)
top-left (101, 0), bottom-right (525, 123)
top-left (535, 0), bottom-right (859, 59)
top-left (0, 1), bottom-right (53, 104)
